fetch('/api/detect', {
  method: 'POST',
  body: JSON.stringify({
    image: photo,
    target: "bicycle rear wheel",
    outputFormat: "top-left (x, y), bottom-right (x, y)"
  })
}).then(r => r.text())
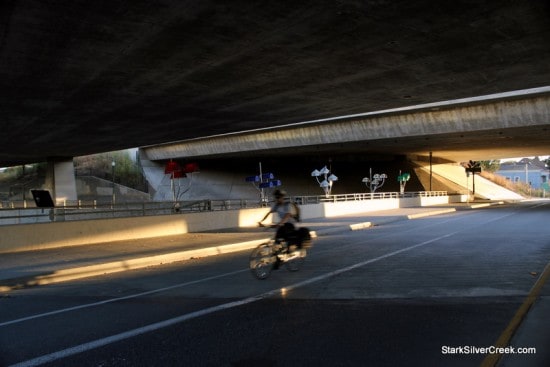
top-left (249, 243), bottom-right (275, 279)
top-left (285, 246), bottom-right (306, 272)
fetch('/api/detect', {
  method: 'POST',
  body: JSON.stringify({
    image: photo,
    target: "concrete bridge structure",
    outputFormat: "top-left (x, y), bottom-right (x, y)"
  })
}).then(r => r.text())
top-left (141, 88), bottom-right (550, 164)
top-left (139, 88), bottom-right (548, 201)
top-left (1, 1), bottom-right (550, 202)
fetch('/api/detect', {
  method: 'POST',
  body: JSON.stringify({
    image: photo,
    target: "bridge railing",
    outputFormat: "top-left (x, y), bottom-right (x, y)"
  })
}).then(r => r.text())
top-left (0, 191), bottom-right (448, 225)
top-left (294, 191), bottom-right (448, 204)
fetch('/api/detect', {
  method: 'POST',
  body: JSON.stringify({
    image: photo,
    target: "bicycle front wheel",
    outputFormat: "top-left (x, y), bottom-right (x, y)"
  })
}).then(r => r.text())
top-left (249, 243), bottom-right (275, 279)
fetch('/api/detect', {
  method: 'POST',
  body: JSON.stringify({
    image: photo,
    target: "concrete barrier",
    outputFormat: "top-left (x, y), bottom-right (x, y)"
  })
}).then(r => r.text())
top-left (304, 195), bottom-right (450, 218)
top-left (0, 207), bottom-right (269, 253)
top-left (0, 196), bottom-right (450, 253)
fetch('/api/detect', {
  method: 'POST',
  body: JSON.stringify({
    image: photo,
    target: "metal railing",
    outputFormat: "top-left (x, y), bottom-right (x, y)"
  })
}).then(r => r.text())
top-left (294, 191), bottom-right (448, 204)
top-left (0, 191), bottom-right (448, 226)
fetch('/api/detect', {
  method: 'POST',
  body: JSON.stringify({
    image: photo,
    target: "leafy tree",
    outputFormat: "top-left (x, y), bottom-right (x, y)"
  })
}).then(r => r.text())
top-left (480, 160), bottom-right (500, 173)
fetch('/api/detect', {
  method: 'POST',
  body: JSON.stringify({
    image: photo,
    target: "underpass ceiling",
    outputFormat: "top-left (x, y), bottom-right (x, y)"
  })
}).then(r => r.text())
top-left (1, 0), bottom-right (550, 166)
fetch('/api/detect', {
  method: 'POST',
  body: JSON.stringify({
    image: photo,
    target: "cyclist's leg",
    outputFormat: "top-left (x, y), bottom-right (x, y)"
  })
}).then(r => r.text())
top-left (276, 223), bottom-right (295, 251)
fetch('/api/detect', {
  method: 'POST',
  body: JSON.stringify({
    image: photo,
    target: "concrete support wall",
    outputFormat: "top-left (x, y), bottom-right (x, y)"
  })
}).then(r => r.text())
top-left (0, 196), bottom-right (449, 253)
top-left (44, 158), bottom-right (78, 204)
top-left (139, 150), bottom-right (263, 201)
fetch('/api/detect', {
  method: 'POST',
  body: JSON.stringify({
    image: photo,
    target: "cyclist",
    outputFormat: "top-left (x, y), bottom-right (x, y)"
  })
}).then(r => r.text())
top-left (257, 189), bottom-right (312, 272)
top-left (259, 189), bottom-right (296, 241)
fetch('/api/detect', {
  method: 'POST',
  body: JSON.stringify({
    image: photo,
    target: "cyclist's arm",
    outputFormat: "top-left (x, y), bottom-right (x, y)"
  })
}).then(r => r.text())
top-left (259, 209), bottom-right (273, 224)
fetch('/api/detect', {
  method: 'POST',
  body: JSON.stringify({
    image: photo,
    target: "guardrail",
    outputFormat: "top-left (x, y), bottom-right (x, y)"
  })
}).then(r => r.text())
top-left (0, 191), bottom-right (447, 226)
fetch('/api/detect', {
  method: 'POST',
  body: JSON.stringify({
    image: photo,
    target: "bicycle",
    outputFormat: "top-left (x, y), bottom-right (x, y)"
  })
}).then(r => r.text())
top-left (249, 223), bottom-right (311, 280)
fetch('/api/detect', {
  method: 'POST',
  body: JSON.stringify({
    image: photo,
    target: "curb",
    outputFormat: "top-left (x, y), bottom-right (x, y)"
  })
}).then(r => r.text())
top-left (406, 208), bottom-right (456, 219)
top-left (468, 201), bottom-right (505, 209)
top-left (349, 221), bottom-right (374, 231)
top-left (0, 238), bottom-right (269, 292)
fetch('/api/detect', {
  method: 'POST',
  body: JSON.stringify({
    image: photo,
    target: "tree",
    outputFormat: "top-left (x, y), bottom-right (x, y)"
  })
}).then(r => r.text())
top-left (480, 160), bottom-right (500, 173)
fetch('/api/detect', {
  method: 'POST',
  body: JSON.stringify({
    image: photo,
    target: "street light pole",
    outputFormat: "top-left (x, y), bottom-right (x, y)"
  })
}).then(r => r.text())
top-left (111, 159), bottom-right (116, 206)
top-left (245, 163), bottom-right (281, 206)
top-left (259, 162), bottom-right (265, 205)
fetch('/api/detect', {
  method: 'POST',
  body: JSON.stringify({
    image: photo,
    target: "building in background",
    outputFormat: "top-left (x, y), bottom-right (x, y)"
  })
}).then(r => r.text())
top-left (496, 157), bottom-right (549, 189)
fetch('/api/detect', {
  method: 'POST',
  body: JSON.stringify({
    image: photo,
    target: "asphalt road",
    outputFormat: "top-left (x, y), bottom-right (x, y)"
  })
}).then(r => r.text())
top-left (1, 202), bottom-right (549, 367)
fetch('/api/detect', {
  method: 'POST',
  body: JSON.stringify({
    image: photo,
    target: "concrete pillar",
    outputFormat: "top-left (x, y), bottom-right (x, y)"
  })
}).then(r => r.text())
top-left (45, 158), bottom-right (77, 204)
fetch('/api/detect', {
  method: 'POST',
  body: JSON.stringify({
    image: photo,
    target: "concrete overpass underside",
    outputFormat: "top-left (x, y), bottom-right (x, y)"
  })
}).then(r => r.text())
top-left (1, 0), bottom-right (550, 168)
top-left (2, 1), bottom-right (550, 202)
top-left (141, 90), bottom-right (550, 163)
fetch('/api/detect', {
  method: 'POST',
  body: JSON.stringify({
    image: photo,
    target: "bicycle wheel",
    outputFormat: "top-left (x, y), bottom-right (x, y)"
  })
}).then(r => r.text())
top-left (285, 246), bottom-right (306, 272)
top-left (249, 243), bottom-right (275, 279)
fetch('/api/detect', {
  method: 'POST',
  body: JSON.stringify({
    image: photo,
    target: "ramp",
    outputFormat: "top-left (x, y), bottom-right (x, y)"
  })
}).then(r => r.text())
top-left (414, 162), bottom-right (523, 201)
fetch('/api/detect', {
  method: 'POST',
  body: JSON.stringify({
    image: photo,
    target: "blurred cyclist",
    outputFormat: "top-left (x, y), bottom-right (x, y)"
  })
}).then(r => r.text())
top-left (258, 189), bottom-right (296, 245)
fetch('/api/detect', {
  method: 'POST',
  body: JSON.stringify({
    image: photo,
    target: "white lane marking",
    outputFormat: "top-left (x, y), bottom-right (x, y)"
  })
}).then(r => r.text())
top-left (8, 232), bottom-right (456, 367)
top-left (0, 269), bottom-right (247, 327)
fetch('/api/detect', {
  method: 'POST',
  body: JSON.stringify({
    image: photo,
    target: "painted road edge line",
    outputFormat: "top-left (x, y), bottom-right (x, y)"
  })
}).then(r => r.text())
top-left (480, 260), bottom-right (550, 367)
